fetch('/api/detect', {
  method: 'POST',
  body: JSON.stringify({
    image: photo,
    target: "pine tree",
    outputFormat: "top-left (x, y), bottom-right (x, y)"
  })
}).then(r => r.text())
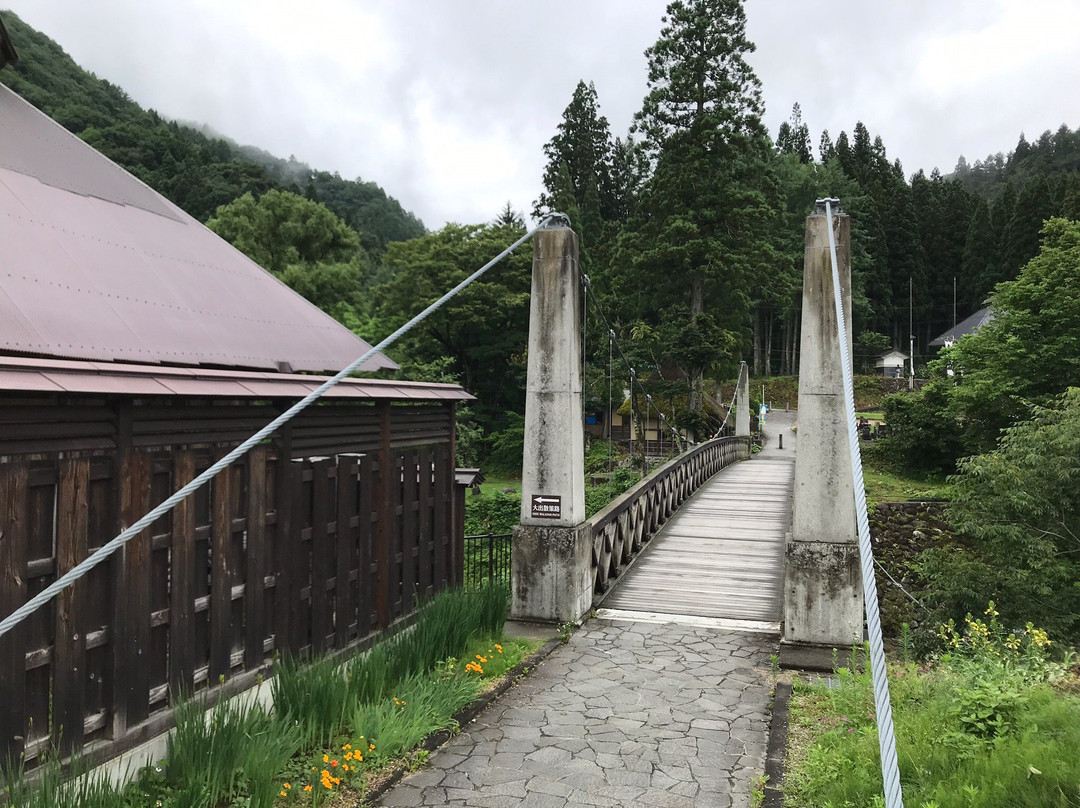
top-left (819, 129), bottom-right (835, 162)
top-left (626, 0), bottom-right (777, 422)
top-left (776, 103), bottom-right (812, 163)
top-left (960, 198), bottom-right (997, 308)
top-left (1002, 176), bottom-right (1056, 276)
top-left (534, 80), bottom-right (615, 229)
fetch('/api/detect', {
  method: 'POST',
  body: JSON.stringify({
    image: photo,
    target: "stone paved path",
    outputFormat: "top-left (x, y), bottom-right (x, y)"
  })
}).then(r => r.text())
top-left (377, 619), bottom-right (776, 808)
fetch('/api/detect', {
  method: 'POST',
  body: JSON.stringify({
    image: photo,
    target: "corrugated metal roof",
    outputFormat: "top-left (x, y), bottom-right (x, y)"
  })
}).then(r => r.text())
top-left (929, 307), bottom-right (995, 347)
top-left (0, 81), bottom-right (397, 375)
top-left (0, 356), bottom-right (474, 401)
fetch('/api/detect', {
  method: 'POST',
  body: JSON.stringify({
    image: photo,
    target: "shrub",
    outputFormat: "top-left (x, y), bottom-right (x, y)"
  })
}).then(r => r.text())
top-left (464, 490), bottom-right (520, 535)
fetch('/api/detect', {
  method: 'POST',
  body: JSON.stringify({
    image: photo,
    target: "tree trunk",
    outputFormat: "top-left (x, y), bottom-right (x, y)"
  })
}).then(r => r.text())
top-left (688, 270), bottom-right (704, 431)
top-left (765, 311), bottom-right (773, 376)
top-left (752, 307), bottom-right (763, 376)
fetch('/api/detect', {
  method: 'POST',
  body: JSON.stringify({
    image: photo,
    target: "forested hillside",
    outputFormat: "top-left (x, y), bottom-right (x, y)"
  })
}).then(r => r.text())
top-left (0, 11), bottom-right (424, 245)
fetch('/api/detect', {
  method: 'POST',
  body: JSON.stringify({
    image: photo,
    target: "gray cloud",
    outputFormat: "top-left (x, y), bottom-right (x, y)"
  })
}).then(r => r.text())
top-left (4, 1), bottom-right (1078, 229)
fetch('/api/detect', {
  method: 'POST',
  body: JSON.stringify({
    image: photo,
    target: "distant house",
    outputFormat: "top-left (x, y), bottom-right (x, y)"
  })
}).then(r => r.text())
top-left (875, 349), bottom-right (909, 378)
top-left (0, 34), bottom-right (472, 769)
top-left (930, 307), bottom-right (995, 349)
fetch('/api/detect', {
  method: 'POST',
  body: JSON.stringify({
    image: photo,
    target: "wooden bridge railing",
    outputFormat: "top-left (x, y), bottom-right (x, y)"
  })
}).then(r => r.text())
top-left (587, 436), bottom-right (750, 603)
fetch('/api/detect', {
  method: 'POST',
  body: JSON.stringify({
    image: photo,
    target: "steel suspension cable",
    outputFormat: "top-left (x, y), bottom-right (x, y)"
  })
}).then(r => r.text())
top-left (582, 274), bottom-right (684, 452)
top-left (0, 215), bottom-right (561, 641)
top-left (608, 329), bottom-right (614, 472)
top-left (712, 363), bottom-right (742, 439)
top-left (822, 198), bottom-right (904, 808)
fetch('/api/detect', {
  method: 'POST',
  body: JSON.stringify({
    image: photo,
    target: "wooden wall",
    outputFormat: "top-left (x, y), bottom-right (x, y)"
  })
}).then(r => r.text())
top-left (0, 395), bottom-right (461, 766)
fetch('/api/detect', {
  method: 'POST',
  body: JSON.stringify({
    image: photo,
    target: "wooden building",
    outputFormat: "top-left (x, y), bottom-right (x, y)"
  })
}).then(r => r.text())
top-left (0, 35), bottom-right (471, 768)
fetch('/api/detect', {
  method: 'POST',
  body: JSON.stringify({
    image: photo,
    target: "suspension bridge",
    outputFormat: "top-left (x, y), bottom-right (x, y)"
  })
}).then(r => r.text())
top-left (0, 193), bottom-right (903, 805)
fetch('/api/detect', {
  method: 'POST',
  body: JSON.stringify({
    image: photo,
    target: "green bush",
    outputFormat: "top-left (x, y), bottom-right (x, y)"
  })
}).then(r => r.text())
top-left (920, 389), bottom-right (1080, 642)
top-left (785, 614), bottom-right (1080, 808)
top-left (464, 490), bottom-right (520, 535)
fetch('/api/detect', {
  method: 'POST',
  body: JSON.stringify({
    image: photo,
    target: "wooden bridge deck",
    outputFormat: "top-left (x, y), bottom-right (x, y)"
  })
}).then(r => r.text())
top-left (599, 411), bottom-right (796, 632)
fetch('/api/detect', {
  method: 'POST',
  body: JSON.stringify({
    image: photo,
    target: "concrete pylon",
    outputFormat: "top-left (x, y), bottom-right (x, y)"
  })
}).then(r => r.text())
top-left (782, 204), bottom-right (862, 666)
top-left (511, 224), bottom-right (592, 623)
top-left (735, 361), bottom-right (750, 437)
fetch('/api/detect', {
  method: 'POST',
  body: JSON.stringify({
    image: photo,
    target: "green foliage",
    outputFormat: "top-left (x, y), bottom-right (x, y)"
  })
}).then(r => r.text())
top-left (206, 189), bottom-right (363, 274)
top-left (877, 387), bottom-right (967, 474)
top-left (946, 218), bottom-right (1080, 455)
top-left (920, 388), bottom-right (1080, 641)
top-left (484, 414), bottom-right (526, 477)
top-left (163, 694), bottom-right (299, 808)
top-left (464, 490), bottom-right (520, 536)
top-left (372, 223), bottom-right (532, 425)
top-left (585, 467), bottom-right (642, 518)
top-left (1, 12), bottom-right (423, 243)
top-left (1, 749), bottom-right (118, 808)
top-left (785, 619), bottom-right (1080, 808)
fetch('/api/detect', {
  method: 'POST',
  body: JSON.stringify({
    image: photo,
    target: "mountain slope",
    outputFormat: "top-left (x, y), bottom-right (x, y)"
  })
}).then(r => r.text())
top-left (0, 10), bottom-right (425, 246)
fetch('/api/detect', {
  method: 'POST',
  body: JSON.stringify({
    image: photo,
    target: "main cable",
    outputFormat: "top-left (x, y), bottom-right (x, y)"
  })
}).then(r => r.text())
top-left (0, 215), bottom-right (560, 641)
top-left (822, 198), bottom-right (904, 808)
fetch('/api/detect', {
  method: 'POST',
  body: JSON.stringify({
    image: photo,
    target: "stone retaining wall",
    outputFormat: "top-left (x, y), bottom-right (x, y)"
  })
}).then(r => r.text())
top-left (869, 501), bottom-right (952, 634)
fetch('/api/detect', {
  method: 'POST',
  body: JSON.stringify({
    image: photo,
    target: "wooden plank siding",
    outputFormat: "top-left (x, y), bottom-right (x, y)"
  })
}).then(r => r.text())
top-left (0, 395), bottom-right (463, 768)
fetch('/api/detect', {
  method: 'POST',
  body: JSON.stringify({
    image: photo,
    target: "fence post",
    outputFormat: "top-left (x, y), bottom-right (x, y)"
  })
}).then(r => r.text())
top-left (375, 402), bottom-right (393, 629)
top-left (54, 458), bottom-right (89, 753)
top-left (0, 465), bottom-right (28, 762)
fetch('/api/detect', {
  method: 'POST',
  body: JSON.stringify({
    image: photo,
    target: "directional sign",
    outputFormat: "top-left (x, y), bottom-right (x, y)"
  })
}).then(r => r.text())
top-left (530, 494), bottom-right (562, 520)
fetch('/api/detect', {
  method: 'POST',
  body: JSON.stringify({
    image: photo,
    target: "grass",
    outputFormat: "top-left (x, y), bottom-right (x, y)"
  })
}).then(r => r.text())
top-left (4, 583), bottom-right (524, 808)
top-left (477, 476), bottom-right (520, 496)
top-left (862, 464), bottom-right (950, 508)
top-left (784, 618), bottom-right (1080, 808)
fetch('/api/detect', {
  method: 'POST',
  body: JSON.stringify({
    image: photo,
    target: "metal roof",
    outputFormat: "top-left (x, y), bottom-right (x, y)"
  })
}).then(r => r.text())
top-left (0, 356), bottom-right (473, 401)
top-left (929, 307), bottom-right (995, 347)
top-left (0, 81), bottom-right (397, 375)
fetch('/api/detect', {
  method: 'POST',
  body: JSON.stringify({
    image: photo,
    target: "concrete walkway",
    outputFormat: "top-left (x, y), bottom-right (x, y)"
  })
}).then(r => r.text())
top-left (377, 619), bottom-right (774, 808)
top-left (376, 419), bottom-right (799, 808)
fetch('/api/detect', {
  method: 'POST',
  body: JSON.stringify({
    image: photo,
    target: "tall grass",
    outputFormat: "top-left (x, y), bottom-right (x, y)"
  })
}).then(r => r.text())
top-left (786, 632), bottom-right (1080, 808)
top-left (1, 582), bottom-right (512, 807)
top-left (1, 751), bottom-right (118, 808)
top-left (351, 673), bottom-right (480, 762)
top-left (166, 694), bottom-right (300, 808)
top-left (272, 581), bottom-right (511, 750)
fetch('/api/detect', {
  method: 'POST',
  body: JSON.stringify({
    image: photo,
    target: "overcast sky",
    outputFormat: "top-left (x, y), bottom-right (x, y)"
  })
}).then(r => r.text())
top-left (4, 1), bottom-right (1079, 230)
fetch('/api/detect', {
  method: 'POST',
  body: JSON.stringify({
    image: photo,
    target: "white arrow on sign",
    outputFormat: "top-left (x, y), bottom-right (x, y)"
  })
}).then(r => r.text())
top-left (534, 496), bottom-right (559, 504)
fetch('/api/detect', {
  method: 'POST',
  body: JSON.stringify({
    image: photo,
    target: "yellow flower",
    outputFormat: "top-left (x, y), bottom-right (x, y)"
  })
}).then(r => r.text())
top-left (370, 743), bottom-right (376, 751)
top-left (304, 785), bottom-right (312, 792)
top-left (323, 754), bottom-right (329, 763)
top-left (283, 783), bottom-right (291, 789)
top-left (280, 791), bottom-right (287, 798)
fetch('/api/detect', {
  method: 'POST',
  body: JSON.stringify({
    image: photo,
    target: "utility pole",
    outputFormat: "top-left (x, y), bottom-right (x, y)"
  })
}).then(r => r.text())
top-left (908, 278), bottom-right (915, 391)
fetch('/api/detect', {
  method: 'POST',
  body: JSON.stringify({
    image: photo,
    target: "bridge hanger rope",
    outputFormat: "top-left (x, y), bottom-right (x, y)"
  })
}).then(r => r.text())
top-left (0, 214), bottom-right (563, 641)
top-left (822, 198), bottom-right (905, 808)
top-left (581, 274), bottom-right (685, 453)
top-left (711, 363), bottom-right (743, 439)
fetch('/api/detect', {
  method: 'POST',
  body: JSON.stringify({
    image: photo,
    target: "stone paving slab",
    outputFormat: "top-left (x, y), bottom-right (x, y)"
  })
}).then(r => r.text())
top-left (376, 619), bottom-right (777, 808)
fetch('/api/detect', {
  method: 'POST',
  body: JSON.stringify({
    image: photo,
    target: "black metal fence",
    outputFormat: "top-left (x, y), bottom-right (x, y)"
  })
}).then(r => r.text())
top-left (463, 532), bottom-right (511, 590)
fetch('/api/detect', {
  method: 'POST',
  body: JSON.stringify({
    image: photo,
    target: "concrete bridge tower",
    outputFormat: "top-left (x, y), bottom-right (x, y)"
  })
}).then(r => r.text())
top-left (511, 221), bottom-right (592, 623)
top-left (782, 203), bottom-right (863, 664)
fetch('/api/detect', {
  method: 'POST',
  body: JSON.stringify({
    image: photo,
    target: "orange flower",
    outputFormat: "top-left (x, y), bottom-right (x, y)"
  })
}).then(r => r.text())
top-left (304, 785), bottom-right (312, 792)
